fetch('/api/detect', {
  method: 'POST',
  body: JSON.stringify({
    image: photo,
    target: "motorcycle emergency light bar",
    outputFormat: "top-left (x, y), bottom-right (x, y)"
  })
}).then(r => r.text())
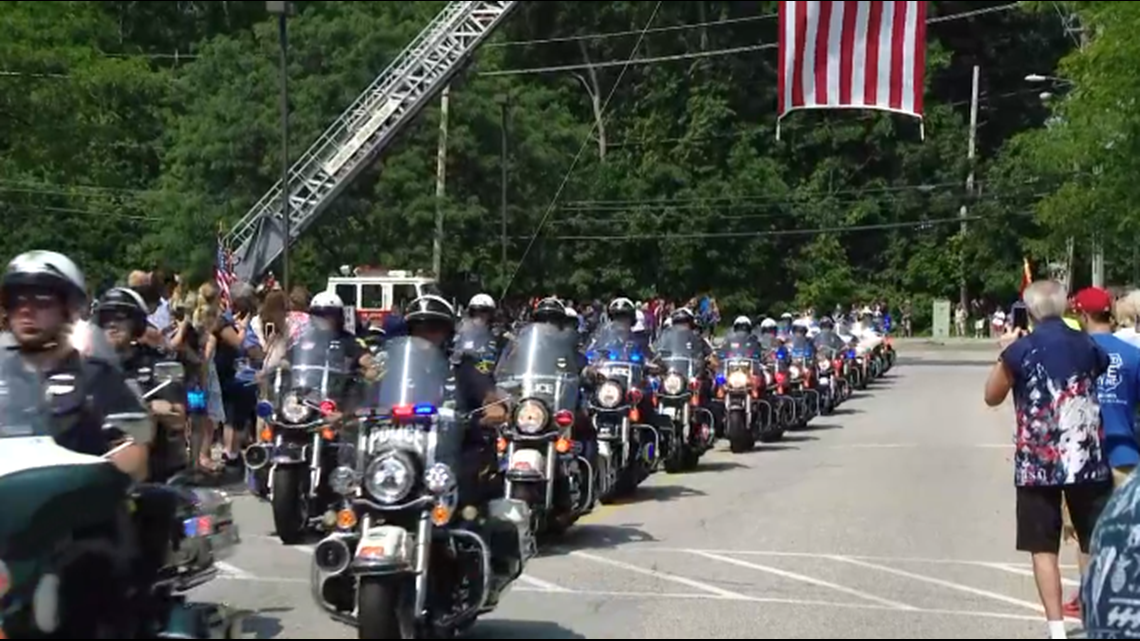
top-left (585, 350), bottom-right (597, 361)
top-left (776, 348), bottom-right (788, 360)
top-left (319, 399), bottom-right (338, 416)
top-left (629, 351), bottom-right (642, 362)
top-left (847, 349), bottom-right (857, 358)
top-left (256, 400), bottom-right (274, 418)
top-left (413, 403), bottom-right (437, 415)
top-left (554, 409), bottom-right (574, 427)
top-left (715, 374), bottom-right (726, 385)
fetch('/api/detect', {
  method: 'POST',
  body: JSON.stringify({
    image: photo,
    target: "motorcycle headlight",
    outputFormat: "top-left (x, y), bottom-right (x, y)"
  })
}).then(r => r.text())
top-left (329, 466), bottom-right (358, 495)
top-left (281, 394), bottom-right (311, 423)
top-left (364, 451), bottom-right (415, 504)
top-left (424, 462), bottom-right (456, 494)
top-left (597, 381), bottom-right (623, 408)
top-left (663, 373), bottom-right (684, 395)
top-left (727, 370), bottom-right (749, 390)
top-left (515, 399), bottom-right (548, 434)
top-left (789, 365), bottom-right (801, 379)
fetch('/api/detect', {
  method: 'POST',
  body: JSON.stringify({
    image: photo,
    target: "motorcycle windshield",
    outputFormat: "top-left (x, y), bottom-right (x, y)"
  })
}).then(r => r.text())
top-left (496, 323), bottom-right (580, 412)
top-left (271, 328), bottom-right (352, 403)
top-left (718, 333), bottom-right (761, 375)
top-left (586, 323), bottom-right (646, 380)
top-left (655, 326), bottom-right (702, 378)
top-left (371, 336), bottom-right (450, 411)
top-left (454, 319), bottom-right (494, 361)
top-left (789, 337), bottom-right (815, 360)
top-left (0, 357), bottom-right (51, 439)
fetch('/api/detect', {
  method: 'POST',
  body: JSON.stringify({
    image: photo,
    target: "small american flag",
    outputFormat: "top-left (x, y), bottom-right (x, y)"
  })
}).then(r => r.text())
top-left (777, 1), bottom-right (927, 137)
top-left (215, 235), bottom-right (236, 307)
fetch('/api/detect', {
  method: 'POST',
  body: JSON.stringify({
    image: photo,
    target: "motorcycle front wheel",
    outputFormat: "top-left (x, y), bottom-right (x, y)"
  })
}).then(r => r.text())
top-left (727, 411), bottom-right (754, 453)
top-left (357, 578), bottom-right (402, 640)
top-left (271, 466), bottom-right (307, 545)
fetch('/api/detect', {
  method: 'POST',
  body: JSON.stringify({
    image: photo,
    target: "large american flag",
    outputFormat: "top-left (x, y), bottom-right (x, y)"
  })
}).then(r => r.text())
top-left (215, 235), bottom-right (236, 307)
top-left (778, 1), bottom-right (927, 133)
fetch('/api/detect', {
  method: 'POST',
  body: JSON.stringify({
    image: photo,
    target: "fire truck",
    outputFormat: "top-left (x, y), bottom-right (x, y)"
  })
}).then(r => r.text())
top-left (323, 267), bottom-right (440, 330)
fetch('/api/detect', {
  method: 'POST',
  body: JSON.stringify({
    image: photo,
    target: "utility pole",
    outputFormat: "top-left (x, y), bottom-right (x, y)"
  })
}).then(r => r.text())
top-left (1081, 27), bottom-right (1104, 287)
top-left (267, 1), bottom-right (293, 296)
top-left (959, 65), bottom-right (980, 314)
top-left (432, 86), bottom-right (450, 279)
top-left (496, 94), bottom-right (510, 288)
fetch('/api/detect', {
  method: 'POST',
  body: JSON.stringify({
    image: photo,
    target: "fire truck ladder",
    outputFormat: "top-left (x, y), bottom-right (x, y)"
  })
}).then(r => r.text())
top-left (226, 0), bottom-right (519, 282)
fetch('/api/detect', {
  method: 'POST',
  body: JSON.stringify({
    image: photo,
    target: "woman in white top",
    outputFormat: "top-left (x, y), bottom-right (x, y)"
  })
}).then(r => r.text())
top-left (1115, 290), bottom-right (1140, 349)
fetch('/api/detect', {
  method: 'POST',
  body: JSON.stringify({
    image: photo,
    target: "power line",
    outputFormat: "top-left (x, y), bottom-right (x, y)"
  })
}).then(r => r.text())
top-left (516, 211), bottom-right (1034, 241)
top-left (500, 0), bottom-right (664, 300)
top-left (486, 12), bottom-right (777, 48)
top-left (481, 3), bottom-right (1022, 77)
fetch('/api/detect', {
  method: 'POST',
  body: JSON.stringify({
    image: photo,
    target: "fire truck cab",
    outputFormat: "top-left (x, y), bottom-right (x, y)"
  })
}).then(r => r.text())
top-left (324, 267), bottom-right (440, 329)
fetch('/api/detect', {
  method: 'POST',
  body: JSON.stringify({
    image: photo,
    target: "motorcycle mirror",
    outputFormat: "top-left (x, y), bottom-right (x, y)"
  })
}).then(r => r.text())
top-left (153, 361), bottom-right (185, 384)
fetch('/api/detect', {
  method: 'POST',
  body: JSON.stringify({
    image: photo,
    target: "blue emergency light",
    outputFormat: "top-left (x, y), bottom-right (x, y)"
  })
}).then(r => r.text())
top-left (187, 389), bottom-right (207, 412)
top-left (776, 348), bottom-right (788, 360)
top-left (256, 400), bottom-right (274, 418)
top-left (413, 403), bottom-right (437, 416)
top-left (586, 350), bottom-right (597, 361)
top-left (630, 351), bottom-right (642, 363)
top-left (847, 349), bottom-right (856, 358)
top-left (715, 374), bottom-right (726, 385)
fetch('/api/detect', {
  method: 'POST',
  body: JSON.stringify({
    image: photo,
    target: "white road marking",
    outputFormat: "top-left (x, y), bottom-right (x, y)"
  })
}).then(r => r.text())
top-left (516, 574), bottom-right (572, 592)
top-left (982, 562), bottom-right (1081, 587)
top-left (828, 555), bottom-right (1046, 613)
top-left (507, 587), bottom-right (1050, 622)
top-left (216, 561), bottom-right (256, 579)
top-left (689, 550), bottom-right (918, 611)
top-left (568, 550), bottom-right (749, 600)
top-left (632, 547), bottom-right (1077, 569)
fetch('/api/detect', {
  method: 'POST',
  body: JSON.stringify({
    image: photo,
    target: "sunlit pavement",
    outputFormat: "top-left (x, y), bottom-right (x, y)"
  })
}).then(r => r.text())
top-left (193, 347), bottom-right (1084, 639)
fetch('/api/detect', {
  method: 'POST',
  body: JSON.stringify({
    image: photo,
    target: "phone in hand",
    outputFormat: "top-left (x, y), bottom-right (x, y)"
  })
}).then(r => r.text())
top-left (264, 322), bottom-right (277, 338)
top-left (1012, 305), bottom-right (1029, 331)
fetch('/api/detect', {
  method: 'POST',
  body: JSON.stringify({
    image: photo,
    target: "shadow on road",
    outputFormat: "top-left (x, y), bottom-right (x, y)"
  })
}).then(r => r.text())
top-left (797, 422), bottom-right (843, 432)
top-left (543, 522), bottom-right (659, 555)
top-left (466, 619), bottom-right (587, 639)
top-left (692, 459), bottom-right (747, 473)
top-left (240, 606), bottom-right (288, 639)
top-left (830, 407), bottom-right (861, 416)
top-left (611, 483), bottom-right (707, 505)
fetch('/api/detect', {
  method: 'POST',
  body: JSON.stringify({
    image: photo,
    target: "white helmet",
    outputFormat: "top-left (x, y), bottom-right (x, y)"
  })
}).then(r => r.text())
top-left (780, 312), bottom-right (793, 320)
top-left (760, 318), bottom-right (778, 329)
top-left (792, 318), bottom-right (808, 328)
top-left (733, 315), bottom-right (752, 328)
top-left (311, 291), bottom-right (344, 310)
top-left (467, 293), bottom-right (495, 311)
top-left (565, 306), bottom-right (578, 319)
top-left (2, 250), bottom-right (87, 311)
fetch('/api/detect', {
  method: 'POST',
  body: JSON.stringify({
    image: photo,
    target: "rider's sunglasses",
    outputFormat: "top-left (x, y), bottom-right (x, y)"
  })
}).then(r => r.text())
top-left (3, 289), bottom-right (60, 311)
top-left (97, 310), bottom-right (135, 326)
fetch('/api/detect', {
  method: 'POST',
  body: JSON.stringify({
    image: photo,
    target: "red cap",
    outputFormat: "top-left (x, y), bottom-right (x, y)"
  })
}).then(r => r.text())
top-left (1071, 287), bottom-right (1114, 314)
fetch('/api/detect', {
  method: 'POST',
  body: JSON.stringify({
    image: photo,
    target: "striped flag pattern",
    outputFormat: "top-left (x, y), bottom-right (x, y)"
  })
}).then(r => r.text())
top-left (216, 235), bottom-right (236, 307)
top-left (778, 1), bottom-right (927, 128)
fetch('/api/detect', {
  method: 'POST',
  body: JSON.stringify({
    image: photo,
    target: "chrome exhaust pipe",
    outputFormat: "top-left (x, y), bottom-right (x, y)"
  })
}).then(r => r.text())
top-left (243, 443), bottom-right (270, 470)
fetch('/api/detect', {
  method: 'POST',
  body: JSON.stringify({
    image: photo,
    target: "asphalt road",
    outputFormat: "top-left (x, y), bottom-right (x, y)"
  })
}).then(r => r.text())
top-left (191, 347), bottom-right (1084, 639)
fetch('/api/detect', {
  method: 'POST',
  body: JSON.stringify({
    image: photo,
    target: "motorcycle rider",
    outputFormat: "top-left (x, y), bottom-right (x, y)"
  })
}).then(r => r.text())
top-left (304, 291), bottom-right (379, 379)
top-left (405, 295), bottom-right (507, 503)
top-left (756, 317), bottom-right (781, 350)
top-left (1, 251), bottom-right (151, 481)
top-left (603, 297), bottom-right (651, 355)
top-left (456, 293), bottom-right (504, 370)
top-left (813, 316), bottom-right (846, 352)
top-left (94, 286), bottom-right (187, 482)
top-left (777, 312), bottom-right (795, 339)
top-left (789, 319), bottom-right (816, 357)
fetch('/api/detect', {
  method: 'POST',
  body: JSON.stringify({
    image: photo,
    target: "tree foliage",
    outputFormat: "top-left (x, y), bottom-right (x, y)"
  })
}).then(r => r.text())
top-left (0, 0), bottom-right (1092, 316)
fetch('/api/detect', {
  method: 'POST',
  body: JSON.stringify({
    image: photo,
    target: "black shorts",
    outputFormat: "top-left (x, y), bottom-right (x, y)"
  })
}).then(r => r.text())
top-left (1016, 482), bottom-right (1113, 554)
top-left (223, 386), bottom-right (258, 432)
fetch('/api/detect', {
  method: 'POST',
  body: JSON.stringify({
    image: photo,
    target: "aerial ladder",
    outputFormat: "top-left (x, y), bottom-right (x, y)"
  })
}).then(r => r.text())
top-left (225, 1), bottom-right (520, 283)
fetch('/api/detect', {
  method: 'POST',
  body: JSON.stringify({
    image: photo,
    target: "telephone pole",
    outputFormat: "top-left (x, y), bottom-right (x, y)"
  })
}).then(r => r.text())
top-left (959, 65), bottom-right (980, 314)
top-left (267, 1), bottom-right (293, 296)
top-left (432, 86), bottom-right (450, 279)
top-left (1080, 26), bottom-right (1103, 287)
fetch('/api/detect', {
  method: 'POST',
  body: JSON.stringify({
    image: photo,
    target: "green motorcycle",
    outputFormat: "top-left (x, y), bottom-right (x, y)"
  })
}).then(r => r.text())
top-left (0, 358), bottom-right (243, 638)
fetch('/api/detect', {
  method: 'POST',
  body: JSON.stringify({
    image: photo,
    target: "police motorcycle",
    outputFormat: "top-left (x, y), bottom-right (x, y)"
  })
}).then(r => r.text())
top-left (0, 349), bottom-right (241, 638)
top-left (786, 337), bottom-right (822, 423)
top-left (495, 323), bottom-right (593, 535)
top-left (653, 325), bottom-right (714, 472)
top-left (586, 323), bottom-right (659, 501)
top-left (714, 333), bottom-right (768, 453)
top-left (309, 336), bottom-right (532, 640)
top-left (243, 328), bottom-right (353, 544)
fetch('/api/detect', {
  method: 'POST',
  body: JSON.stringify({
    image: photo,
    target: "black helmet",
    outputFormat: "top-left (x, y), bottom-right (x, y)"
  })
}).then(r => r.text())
top-left (1, 250), bottom-right (87, 312)
top-left (95, 287), bottom-right (149, 338)
top-left (533, 297), bottom-right (567, 323)
top-left (404, 294), bottom-right (456, 327)
top-left (670, 307), bottom-right (696, 326)
top-left (820, 316), bottom-right (834, 329)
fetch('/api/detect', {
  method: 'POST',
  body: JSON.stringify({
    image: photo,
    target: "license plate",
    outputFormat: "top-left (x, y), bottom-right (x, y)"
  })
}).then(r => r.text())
top-left (661, 406), bottom-right (677, 418)
top-left (602, 367), bottom-right (630, 379)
